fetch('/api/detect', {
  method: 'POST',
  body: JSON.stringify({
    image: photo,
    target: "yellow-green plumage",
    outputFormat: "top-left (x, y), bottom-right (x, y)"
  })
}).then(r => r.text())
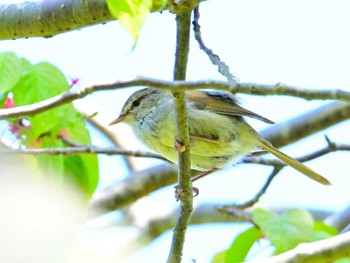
top-left (111, 88), bottom-right (330, 186)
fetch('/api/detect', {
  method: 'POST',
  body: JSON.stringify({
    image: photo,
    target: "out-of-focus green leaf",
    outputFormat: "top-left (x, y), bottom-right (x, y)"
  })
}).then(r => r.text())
top-left (253, 208), bottom-right (314, 254)
top-left (64, 117), bottom-right (99, 196)
top-left (0, 92), bottom-right (7, 108)
top-left (334, 258), bottom-right (350, 263)
top-left (211, 227), bottom-right (261, 263)
top-left (36, 135), bottom-right (65, 180)
top-left (253, 208), bottom-right (339, 255)
top-left (211, 250), bottom-right (226, 263)
top-left (10, 59), bottom-right (98, 196)
top-left (12, 61), bottom-right (70, 140)
top-left (225, 227), bottom-right (261, 262)
top-left (153, 0), bottom-right (168, 11)
top-left (106, 0), bottom-right (153, 40)
top-left (0, 52), bottom-right (22, 92)
top-left (309, 221), bottom-right (338, 241)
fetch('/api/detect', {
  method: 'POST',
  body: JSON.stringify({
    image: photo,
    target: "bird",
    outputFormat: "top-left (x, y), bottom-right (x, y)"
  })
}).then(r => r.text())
top-left (109, 88), bottom-right (331, 186)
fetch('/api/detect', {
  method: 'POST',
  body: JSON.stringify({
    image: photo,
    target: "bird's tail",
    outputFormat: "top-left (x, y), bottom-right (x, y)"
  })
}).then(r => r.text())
top-left (259, 139), bottom-right (331, 185)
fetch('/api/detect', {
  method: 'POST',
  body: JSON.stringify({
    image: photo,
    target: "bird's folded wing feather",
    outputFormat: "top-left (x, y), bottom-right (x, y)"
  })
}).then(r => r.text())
top-left (186, 90), bottom-right (274, 124)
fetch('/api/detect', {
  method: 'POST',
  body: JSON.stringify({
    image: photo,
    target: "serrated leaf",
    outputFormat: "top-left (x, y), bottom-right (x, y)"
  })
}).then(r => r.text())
top-left (225, 227), bottom-right (261, 262)
top-left (253, 208), bottom-right (314, 254)
top-left (106, 0), bottom-right (153, 40)
top-left (0, 52), bottom-right (22, 92)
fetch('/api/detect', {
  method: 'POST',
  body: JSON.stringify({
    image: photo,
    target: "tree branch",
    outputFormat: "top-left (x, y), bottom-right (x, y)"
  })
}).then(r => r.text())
top-left (260, 101), bottom-right (350, 148)
top-left (250, 232), bottom-right (350, 263)
top-left (245, 138), bottom-right (350, 167)
top-left (167, 9), bottom-right (194, 263)
top-left (1, 78), bottom-right (349, 121)
top-left (88, 164), bottom-right (178, 217)
top-left (0, 0), bottom-right (113, 40)
top-left (222, 167), bottom-right (283, 210)
top-left (0, 145), bottom-right (166, 160)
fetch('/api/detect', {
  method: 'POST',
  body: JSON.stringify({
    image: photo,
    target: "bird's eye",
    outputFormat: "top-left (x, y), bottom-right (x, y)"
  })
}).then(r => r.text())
top-left (130, 99), bottom-right (141, 111)
top-left (132, 99), bottom-right (140, 108)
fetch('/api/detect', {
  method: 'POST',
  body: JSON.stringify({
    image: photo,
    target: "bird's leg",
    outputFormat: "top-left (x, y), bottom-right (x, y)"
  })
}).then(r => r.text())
top-left (174, 168), bottom-right (218, 201)
top-left (173, 137), bottom-right (217, 200)
top-left (191, 168), bottom-right (219, 183)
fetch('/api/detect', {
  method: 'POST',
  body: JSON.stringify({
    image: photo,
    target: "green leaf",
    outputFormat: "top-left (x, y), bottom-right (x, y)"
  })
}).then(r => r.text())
top-left (211, 250), bottom-right (226, 263)
top-left (334, 258), bottom-right (350, 263)
top-left (0, 52), bottom-right (22, 92)
top-left (253, 208), bottom-right (314, 254)
top-left (11, 59), bottom-right (98, 196)
top-left (0, 92), bottom-right (7, 107)
top-left (225, 227), bottom-right (261, 262)
top-left (36, 135), bottom-right (65, 180)
top-left (64, 118), bottom-right (99, 196)
top-left (106, 0), bottom-right (153, 40)
top-left (12, 60), bottom-right (70, 139)
top-left (153, 0), bottom-right (168, 11)
top-left (309, 221), bottom-right (338, 241)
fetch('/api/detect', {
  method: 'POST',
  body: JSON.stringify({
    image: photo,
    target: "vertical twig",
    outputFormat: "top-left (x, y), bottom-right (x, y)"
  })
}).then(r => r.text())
top-left (167, 10), bottom-right (194, 263)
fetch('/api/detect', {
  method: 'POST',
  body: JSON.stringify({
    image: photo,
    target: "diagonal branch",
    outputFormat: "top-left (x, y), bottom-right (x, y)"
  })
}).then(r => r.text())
top-left (222, 166), bottom-right (283, 210)
top-left (260, 101), bottom-right (350, 148)
top-left (89, 163), bottom-right (178, 217)
top-left (0, 0), bottom-right (167, 40)
top-left (250, 231), bottom-right (350, 263)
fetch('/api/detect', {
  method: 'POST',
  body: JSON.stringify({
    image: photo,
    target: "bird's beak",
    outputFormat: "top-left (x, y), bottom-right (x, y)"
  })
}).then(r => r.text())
top-left (109, 114), bottom-right (127, 126)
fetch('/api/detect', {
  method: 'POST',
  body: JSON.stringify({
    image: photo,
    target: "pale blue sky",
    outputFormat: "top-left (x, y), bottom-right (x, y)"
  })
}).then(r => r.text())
top-left (1, 0), bottom-right (350, 262)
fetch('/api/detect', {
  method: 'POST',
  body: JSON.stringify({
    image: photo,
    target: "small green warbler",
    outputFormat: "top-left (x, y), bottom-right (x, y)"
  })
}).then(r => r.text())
top-left (110, 88), bottom-right (330, 186)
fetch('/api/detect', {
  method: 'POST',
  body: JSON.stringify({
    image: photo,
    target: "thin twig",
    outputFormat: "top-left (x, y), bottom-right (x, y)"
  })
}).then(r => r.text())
top-left (0, 145), bottom-right (166, 160)
top-left (193, 6), bottom-right (238, 83)
top-left (245, 138), bottom-right (350, 166)
top-left (1, 78), bottom-right (350, 121)
top-left (58, 133), bottom-right (81, 147)
top-left (222, 166), bottom-right (283, 210)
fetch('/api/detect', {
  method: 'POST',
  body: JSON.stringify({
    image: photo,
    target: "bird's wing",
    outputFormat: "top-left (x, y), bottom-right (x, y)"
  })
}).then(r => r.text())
top-left (186, 90), bottom-right (274, 124)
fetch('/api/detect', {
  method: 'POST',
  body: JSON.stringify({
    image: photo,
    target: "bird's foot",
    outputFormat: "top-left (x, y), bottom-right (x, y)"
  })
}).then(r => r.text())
top-left (174, 185), bottom-right (199, 201)
top-left (174, 137), bottom-right (195, 152)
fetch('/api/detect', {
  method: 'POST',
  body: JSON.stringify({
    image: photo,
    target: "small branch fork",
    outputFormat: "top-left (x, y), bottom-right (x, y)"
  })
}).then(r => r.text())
top-left (218, 135), bottom-right (350, 219)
